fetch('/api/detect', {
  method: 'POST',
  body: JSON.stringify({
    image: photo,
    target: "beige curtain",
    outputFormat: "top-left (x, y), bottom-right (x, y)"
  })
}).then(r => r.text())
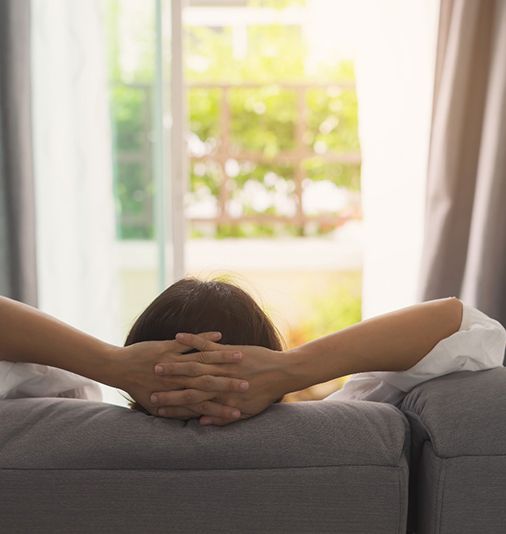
top-left (419, 0), bottom-right (506, 328)
top-left (0, 0), bottom-right (37, 305)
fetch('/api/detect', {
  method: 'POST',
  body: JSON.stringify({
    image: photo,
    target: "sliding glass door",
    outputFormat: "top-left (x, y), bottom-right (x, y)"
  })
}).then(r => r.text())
top-left (32, 0), bottom-right (186, 404)
top-left (106, 0), bottom-right (185, 341)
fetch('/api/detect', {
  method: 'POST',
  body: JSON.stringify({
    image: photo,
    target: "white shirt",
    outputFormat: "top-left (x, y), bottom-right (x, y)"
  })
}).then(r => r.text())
top-left (1, 303), bottom-right (504, 404)
top-left (326, 303), bottom-right (506, 405)
top-left (0, 362), bottom-right (102, 401)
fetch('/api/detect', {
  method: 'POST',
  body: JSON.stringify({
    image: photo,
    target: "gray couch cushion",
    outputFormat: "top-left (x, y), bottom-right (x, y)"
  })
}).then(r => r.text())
top-left (402, 368), bottom-right (506, 534)
top-left (0, 397), bottom-right (409, 533)
top-left (0, 397), bottom-right (408, 470)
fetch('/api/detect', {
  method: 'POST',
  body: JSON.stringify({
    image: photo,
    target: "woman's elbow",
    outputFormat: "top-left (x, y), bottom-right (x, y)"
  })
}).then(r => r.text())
top-left (438, 296), bottom-right (464, 336)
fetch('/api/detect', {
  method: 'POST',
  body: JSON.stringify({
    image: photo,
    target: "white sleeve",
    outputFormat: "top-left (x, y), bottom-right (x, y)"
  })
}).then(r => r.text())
top-left (325, 303), bottom-right (506, 405)
top-left (0, 361), bottom-right (102, 401)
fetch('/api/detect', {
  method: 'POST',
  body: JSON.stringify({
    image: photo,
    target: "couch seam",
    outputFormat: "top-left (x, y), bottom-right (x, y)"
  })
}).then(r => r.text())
top-left (396, 410), bottom-right (412, 467)
top-left (396, 464), bottom-right (408, 534)
top-left (431, 452), bottom-right (506, 459)
top-left (0, 464), bottom-right (406, 473)
top-left (428, 443), bottom-right (446, 534)
top-left (438, 459), bottom-right (448, 534)
top-left (431, 444), bottom-right (438, 534)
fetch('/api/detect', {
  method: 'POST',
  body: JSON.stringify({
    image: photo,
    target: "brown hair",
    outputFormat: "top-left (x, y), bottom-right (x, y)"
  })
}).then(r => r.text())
top-left (125, 277), bottom-right (283, 412)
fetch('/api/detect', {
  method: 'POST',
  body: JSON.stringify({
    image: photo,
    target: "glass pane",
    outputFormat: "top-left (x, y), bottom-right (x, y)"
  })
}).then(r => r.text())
top-left (106, 0), bottom-right (171, 339)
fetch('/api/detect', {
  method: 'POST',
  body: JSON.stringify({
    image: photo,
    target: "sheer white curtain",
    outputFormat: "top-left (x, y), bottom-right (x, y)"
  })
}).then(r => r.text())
top-left (355, 0), bottom-right (439, 318)
top-left (32, 1), bottom-right (119, 344)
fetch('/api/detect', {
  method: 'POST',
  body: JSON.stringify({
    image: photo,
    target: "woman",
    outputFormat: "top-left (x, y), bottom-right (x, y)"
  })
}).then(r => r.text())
top-left (1, 278), bottom-right (505, 425)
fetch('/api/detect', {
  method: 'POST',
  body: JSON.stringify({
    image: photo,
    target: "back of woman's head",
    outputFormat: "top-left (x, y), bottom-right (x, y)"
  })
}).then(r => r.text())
top-left (125, 278), bottom-right (283, 413)
top-left (125, 277), bottom-right (283, 352)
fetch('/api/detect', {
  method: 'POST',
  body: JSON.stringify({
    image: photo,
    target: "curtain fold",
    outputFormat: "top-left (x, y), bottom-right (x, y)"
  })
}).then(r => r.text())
top-left (419, 0), bottom-right (506, 328)
top-left (32, 0), bottom-right (119, 345)
top-left (0, 0), bottom-right (37, 305)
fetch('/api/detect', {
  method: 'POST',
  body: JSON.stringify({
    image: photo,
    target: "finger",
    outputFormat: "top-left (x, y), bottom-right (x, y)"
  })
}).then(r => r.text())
top-left (194, 400), bottom-right (241, 419)
top-left (150, 389), bottom-right (215, 407)
top-left (154, 352), bottom-right (242, 376)
top-left (154, 361), bottom-right (221, 378)
top-left (201, 331), bottom-right (222, 341)
top-left (162, 331), bottom-right (222, 355)
top-left (199, 416), bottom-right (234, 426)
top-left (175, 332), bottom-right (225, 353)
top-left (181, 350), bottom-right (242, 365)
top-left (200, 411), bottom-right (252, 426)
top-left (165, 375), bottom-right (249, 393)
top-left (158, 401), bottom-right (241, 420)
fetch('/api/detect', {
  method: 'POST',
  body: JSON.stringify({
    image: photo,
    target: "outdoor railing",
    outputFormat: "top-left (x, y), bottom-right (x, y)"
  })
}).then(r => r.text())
top-left (113, 81), bottom-right (362, 238)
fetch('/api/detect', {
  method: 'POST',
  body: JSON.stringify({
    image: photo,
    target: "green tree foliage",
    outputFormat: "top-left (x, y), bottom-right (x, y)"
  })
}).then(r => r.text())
top-left (107, 1), bottom-right (360, 239)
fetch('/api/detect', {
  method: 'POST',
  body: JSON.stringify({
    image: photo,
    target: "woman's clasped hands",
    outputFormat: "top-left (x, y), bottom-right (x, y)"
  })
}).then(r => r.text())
top-left (147, 333), bottom-right (292, 426)
top-left (112, 332), bottom-right (248, 421)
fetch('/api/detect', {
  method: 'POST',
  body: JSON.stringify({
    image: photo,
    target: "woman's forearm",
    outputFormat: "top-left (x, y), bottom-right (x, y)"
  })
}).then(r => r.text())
top-left (283, 297), bottom-right (463, 393)
top-left (0, 296), bottom-right (249, 419)
top-left (0, 296), bottom-right (117, 385)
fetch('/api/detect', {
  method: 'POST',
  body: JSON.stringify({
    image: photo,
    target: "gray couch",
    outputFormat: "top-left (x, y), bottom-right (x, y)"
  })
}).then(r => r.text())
top-left (1, 368), bottom-right (505, 533)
